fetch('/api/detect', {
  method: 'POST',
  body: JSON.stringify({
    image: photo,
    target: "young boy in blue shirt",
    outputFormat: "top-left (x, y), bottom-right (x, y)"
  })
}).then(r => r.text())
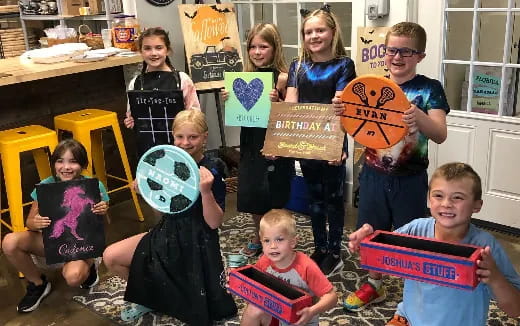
top-left (347, 162), bottom-right (520, 326)
top-left (340, 22), bottom-right (450, 310)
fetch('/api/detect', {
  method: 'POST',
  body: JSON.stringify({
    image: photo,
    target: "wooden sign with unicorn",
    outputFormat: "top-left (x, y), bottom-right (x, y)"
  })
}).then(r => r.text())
top-left (37, 178), bottom-right (104, 264)
top-left (178, 3), bottom-right (244, 90)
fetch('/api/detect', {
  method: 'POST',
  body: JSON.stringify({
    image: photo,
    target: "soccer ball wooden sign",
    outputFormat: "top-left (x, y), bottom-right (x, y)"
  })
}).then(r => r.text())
top-left (136, 145), bottom-right (200, 214)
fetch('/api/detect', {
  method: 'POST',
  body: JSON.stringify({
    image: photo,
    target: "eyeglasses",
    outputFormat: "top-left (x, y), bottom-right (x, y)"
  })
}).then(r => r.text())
top-left (384, 47), bottom-right (423, 57)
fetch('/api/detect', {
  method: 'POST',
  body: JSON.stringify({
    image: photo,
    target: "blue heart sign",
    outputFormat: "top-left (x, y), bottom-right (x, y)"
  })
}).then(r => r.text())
top-left (232, 77), bottom-right (264, 111)
top-left (225, 72), bottom-right (273, 128)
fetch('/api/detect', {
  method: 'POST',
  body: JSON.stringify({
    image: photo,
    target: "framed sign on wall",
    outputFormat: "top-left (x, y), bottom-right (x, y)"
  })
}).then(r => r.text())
top-left (178, 3), bottom-right (244, 90)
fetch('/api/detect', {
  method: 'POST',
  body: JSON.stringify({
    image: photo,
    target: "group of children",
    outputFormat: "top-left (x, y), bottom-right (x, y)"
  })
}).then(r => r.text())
top-left (2, 4), bottom-right (520, 326)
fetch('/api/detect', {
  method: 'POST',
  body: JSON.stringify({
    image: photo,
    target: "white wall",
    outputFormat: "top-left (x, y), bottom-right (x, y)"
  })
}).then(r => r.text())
top-left (416, 0), bottom-right (443, 80)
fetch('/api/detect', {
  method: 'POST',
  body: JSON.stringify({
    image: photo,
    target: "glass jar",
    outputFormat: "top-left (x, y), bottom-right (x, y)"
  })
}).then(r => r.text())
top-left (112, 14), bottom-right (140, 51)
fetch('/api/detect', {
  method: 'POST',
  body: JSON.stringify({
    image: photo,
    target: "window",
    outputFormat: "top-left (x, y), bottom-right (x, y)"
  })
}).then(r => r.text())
top-left (441, 0), bottom-right (520, 117)
top-left (231, 0), bottom-right (353, 64)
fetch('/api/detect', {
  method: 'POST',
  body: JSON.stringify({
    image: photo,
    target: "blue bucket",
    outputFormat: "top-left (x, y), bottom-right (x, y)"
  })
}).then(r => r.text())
top-left (285, 176), bottom-right (309, 215)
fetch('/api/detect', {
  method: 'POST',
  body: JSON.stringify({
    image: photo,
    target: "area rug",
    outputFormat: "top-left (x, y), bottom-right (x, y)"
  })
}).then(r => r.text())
top-left (73, 212), bottom-right (519, 326)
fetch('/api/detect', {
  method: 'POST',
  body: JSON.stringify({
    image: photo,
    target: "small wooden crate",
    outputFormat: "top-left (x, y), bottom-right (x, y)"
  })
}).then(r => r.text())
top-left (360, 230), bottom-right (482, 290)
top-left (229, 265), bottom-right (312, 324)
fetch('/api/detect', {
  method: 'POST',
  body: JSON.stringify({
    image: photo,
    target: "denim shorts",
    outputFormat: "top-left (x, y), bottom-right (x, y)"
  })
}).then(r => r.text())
top-left (356, 165), bottom-right (428, 230)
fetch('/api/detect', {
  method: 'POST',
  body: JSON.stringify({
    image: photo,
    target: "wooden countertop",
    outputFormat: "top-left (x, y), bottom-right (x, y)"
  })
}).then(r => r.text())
top-left (0, 54), bottom-right (142, 86)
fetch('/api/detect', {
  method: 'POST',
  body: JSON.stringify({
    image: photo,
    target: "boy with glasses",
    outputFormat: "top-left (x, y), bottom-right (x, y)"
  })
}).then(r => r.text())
top-left (343, 22), bottom-right (450, 311)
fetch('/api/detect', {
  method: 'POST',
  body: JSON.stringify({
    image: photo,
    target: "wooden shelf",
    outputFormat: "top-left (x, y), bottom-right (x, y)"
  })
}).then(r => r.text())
top-left (20, 14), bottom-right (111, 21)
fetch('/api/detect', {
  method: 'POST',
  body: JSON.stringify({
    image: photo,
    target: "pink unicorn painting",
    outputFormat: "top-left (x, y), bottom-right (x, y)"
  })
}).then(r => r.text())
top-left (50, 185), bottom-right (94, 240)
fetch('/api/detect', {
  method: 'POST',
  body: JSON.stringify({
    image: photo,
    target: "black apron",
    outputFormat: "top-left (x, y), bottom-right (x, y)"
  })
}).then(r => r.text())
top-left (125, 156), bottom-right (238, 325)
top-left (127, 71), bottom-right (185, 159)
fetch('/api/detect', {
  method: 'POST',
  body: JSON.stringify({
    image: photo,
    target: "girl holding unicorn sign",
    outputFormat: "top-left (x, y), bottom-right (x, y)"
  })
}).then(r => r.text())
top-left (2, 139), bottom-right (109, 313)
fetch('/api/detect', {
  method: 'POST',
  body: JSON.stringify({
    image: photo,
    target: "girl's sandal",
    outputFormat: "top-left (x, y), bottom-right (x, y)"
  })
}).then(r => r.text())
top-left (238, 241), bottom-right (262, 258)
top-left (121, 303), bottom-right (154, 322)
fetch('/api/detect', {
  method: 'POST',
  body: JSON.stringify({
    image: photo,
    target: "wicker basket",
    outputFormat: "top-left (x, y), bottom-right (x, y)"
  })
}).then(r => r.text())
top-left (78, 25), bottom-right (104, 49)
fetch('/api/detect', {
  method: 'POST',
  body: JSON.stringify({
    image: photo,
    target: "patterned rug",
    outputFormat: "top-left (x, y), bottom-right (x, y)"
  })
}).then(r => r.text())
top-left (73, 212), bottom-right (519, 326)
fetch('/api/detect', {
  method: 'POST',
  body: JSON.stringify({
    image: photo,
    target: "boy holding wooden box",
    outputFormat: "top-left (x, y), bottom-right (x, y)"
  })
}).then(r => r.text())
top-left (347, 162), bottom-right (520, 326)
top-left (240, 209), bottom-right (337, 326)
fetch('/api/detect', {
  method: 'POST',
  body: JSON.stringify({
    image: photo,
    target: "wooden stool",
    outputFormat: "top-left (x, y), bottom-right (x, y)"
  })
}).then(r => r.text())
top-left (54, 108), bottom-right (144, 221)
top-left (0, 125), bottom-right (58, 234)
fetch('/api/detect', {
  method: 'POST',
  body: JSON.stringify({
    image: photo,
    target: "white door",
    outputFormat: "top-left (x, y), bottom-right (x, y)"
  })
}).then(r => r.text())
top-left (429, 0), bottom-right (520, 229)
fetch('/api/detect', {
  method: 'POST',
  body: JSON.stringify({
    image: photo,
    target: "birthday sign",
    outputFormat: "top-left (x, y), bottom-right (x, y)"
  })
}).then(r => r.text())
top-left (224, 72), bottom-right (272, 128)
top-left (262, 102), bottom-right (344, 161)
top-left (37, 178), bottom-right (104, 265)
top-left (178, 4), bottom-right (244, 90)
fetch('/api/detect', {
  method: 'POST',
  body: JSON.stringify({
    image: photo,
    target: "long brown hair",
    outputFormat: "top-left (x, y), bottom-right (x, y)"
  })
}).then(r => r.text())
top-left (51, 139), bottom-right (89, 179)
top-left (244, 23), bottom-right (287, 73)
top-left (137, 27), bottom-right (175, 75)
top-left (298, 8), bottom-right (346, 63)
top-left (294, 7), bottom-right (346, 82)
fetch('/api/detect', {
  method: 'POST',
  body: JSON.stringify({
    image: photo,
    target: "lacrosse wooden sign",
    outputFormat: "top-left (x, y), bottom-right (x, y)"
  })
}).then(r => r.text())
top-left (341, 75), bottom-right (409, 149)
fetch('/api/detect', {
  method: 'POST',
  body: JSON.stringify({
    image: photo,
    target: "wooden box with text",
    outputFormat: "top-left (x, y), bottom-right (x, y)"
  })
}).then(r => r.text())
top-left (228, 265), bottom-right (312, 324)
top-left (360, 231), bottom-right (482, 290)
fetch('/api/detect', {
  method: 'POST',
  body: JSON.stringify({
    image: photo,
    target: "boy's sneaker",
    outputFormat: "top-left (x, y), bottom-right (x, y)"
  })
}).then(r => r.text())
top-left (319, 253), bottom-right (343, 277)
top-left (343, 282), bottom-right (387, 311)
top-left (386, 315), bottom-right (410, 326)
top-left (80, 263), bottom-right (99, 289)
top-left (17, 275), bottom-right (52, 313)
top-left (310, 249), bottom-right (328, 266)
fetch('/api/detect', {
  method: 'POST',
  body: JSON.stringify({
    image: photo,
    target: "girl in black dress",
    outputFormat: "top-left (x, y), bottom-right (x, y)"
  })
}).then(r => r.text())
top-left (103, 110), bottom-right (237, 324)
top-left (222, 23), bottom-right (294, 257)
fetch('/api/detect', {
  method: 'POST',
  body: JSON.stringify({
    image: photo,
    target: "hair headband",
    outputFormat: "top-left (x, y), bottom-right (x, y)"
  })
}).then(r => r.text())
top-left (299, 3), bottom-right (331, 18)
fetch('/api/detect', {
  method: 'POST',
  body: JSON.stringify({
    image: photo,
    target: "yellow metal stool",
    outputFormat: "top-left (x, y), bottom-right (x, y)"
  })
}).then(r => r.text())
top-left (54, 108), bottom-right (143, 221)
top-left (0, 125), bottom-right (58, 234)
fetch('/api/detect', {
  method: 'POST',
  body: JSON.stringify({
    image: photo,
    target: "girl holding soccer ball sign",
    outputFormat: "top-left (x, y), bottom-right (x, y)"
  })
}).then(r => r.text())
top-left (103, 110), bottom-right (237, 324)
